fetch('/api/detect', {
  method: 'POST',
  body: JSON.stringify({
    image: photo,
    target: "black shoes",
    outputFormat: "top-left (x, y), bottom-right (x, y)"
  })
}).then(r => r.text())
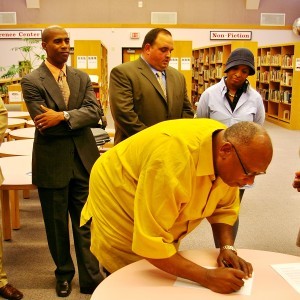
top-left (0, 283), bottom-right (23, 300)
top-left (56, 280), bottom-right (72, 297)
top-left (56, 280), bottom-right (97, 296)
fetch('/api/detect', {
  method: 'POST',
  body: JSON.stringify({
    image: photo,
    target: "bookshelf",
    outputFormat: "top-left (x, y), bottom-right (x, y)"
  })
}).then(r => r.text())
top-left (74, 40), bottom-right (108, 114)
top-left (191, 41), bottom-right (258, 108)
top-left (256, 42), bottom-right (300, 129)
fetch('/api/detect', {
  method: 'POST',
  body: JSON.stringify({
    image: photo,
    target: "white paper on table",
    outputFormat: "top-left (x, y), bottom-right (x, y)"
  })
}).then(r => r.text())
top-left (173, 267), bottom-right (254, 296)
top-left (271, 263), bottom-right (300, 293)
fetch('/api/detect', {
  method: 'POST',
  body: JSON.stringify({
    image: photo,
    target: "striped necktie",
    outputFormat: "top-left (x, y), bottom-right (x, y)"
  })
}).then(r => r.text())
top-left (58, 70), bottom-right (70, 107)
top-left (156, 71), bottom-right (167, 97)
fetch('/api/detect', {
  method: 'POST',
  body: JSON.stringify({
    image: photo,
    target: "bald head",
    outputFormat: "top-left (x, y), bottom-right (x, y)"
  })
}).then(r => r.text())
top-left (214, 121), bottom-right (273, 187)
top-left (41, 25), bottom-right (70, 69)
top-left (42, 25), bottom-right (67, 42)
top-left (224, 122), bottom-right (272, 148)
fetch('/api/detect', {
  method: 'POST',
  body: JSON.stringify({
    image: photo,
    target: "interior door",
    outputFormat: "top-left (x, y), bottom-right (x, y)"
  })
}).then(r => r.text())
top-left (122, 48), bottom-right (142, 63)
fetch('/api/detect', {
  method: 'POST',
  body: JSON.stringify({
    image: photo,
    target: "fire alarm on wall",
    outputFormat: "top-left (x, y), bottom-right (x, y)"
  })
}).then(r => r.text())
top-left (130, 32), bottom-right (140, 39)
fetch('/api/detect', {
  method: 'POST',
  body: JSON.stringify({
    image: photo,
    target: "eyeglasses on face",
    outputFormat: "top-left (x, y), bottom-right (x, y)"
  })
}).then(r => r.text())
top-left (227, 140), bottom-right (266, 177)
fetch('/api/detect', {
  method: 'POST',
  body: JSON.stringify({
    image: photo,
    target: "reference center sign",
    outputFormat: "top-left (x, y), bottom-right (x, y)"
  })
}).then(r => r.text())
top-left (0, 30), bottom-right (42, 39)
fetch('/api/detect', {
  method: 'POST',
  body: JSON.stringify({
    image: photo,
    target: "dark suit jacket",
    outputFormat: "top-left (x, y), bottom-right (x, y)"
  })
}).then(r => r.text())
top-left (109, 57), bottom-right (194, 144)
top-left (21, 62), bottom-right (102, 188)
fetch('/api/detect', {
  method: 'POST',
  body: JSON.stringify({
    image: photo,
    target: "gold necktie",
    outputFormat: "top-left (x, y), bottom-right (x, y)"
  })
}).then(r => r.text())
top-left (156, 71), bottom-right (167, 97)
top-left (58, 70), bottom-right (70, 107)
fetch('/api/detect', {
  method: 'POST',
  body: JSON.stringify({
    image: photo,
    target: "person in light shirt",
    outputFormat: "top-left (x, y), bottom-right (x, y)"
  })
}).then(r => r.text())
top-left (196, 48), bottom-right (265, 246)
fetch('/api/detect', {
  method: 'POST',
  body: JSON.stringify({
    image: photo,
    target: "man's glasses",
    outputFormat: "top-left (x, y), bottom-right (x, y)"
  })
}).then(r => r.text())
top-left (228, 141), bottom-right (266, 177)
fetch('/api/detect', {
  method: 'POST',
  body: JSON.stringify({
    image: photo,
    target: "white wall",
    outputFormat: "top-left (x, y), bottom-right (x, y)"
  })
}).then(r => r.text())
top-left (0, 27), bottom-right (299, 77)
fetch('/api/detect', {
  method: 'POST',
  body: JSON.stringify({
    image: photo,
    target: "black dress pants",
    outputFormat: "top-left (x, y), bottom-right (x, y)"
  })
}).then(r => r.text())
top-left (38, 154), bottom-right (103, 289)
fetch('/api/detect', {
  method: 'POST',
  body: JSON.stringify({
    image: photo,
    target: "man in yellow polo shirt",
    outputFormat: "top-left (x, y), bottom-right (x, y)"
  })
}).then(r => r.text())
top-left (81, 118), bottom-right (273, 294)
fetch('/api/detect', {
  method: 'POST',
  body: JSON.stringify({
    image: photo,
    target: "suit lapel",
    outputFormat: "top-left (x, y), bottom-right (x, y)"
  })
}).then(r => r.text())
top-left (66, 67), bottom-right (80, 109)
top-left (165, 68), bottom-right (174, 105)
top-left (39, 63), bottom-right (67, 111)
top-left (137, 58), bottom-right (167, 101)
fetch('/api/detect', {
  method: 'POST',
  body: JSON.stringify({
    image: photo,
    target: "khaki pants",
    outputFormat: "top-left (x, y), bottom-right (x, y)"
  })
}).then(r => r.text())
top-left (0, 229), bottom-right (8, 288)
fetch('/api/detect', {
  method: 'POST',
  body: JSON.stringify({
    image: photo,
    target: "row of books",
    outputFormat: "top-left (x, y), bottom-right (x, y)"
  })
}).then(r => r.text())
top-left (192, 81), bottom-right (215, 95)
top-left (258, 54), bottom-right (294, 68)
top-left (257, 88), bottom-right (292, 103)
top-left (193, 51), bottom-right (225, 67)
top-left (257, 70), bottom-right (293, 85)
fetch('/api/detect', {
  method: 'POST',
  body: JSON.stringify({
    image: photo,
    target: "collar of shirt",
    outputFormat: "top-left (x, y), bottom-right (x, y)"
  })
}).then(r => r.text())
top-left (195, 126), bottom-right (226, 180)
top-left (45, 59), bottom-right (67, 81)
top-left (223, 77), bottom-right (249, 95)
top-left (223, 77), bottom-right (249, 111)
top-left (141, 55), bottom-right (166, 78)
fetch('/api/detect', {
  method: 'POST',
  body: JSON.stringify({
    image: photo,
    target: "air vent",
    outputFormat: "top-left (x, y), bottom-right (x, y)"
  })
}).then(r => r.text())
top-left (260, 13), bottom-right (285, 26)
top-left (246, 0), bottom-right (260, 10)
top-left (26, 0), bottom-right (40, 9)
top-left (151, 12), bottom-right (177, 25)
top-left (0, 12), bottom-right (16, 25)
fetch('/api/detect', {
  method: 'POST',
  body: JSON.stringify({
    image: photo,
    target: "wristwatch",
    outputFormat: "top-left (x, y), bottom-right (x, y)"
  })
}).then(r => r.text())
top-left (63, 111), bottom-right (70, 121)
top-left (220, 245), bottom-right (237, 255)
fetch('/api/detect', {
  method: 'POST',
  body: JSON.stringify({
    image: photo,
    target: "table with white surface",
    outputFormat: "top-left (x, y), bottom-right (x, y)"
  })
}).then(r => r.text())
top-left (25, 119), bottom-right (35, 127)
top-left (7, 118), bottom-right (26, 130)
top-left (0, 139), bottom-right (33, 157)
top-left (8, 127), bottom-right (114, 152)
top-left (4, 128), bottom-right (10, 141)
top-left (7, 111), bottom-right (31, 120)
top-left (8, 127), bottom-right (35, 140)
top-left (91, 248), bottom-right (300, 300)
top-left (0, 155), bottom-right (36, 240)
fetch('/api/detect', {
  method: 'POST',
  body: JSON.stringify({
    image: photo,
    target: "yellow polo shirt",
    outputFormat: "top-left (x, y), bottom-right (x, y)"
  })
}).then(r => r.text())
top-left (81, 118), bottom-right (239, 273)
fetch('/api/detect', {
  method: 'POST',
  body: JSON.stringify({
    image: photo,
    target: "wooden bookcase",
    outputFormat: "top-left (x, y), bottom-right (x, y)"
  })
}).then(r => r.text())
top-left (256, 42), bottom-right (300, 129)
top-left (74, 40), bottom-right (108, 114)
top-left (191, 41), bottom-right (258, 108)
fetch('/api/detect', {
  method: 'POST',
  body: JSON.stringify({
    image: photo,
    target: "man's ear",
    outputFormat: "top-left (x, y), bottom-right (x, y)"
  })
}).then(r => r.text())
top-left (219, 142), bottom-right (233, 159)
top-left (143, 44), bottom-right (151, 54)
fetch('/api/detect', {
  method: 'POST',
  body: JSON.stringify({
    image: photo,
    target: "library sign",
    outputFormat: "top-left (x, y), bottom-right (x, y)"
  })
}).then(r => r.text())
top-left (210, 31), bottom-right (252, 40)
top-left (0, 30), bottom-right (42, 39)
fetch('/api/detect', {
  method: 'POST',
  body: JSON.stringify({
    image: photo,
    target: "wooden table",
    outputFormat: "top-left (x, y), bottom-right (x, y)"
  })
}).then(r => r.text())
top-left (7, 111), bottom-right (31, 120)
top-left (8, 127), bottom-right (115, 151)
top-left (4, 128), bottom-right (10, 141)
top-left (0, 139), bottom-right (33, 157)
top-left (91, 248), bottom-right (300, 300)
top-left (8, 127), bottom-right (35, 140)
top-left (0, 156), bottom-right (36, 240)
top-left (25, 119), bottom-right (35, 127)
top-left (7, 118), bottom-right (26, 130)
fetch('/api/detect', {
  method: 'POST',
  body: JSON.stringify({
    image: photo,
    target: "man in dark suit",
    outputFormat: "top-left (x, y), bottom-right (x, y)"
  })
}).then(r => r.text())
top-left (109, 28), bottom-right (194, 145)
top-left (21, 25), bottom-right (104, 297)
